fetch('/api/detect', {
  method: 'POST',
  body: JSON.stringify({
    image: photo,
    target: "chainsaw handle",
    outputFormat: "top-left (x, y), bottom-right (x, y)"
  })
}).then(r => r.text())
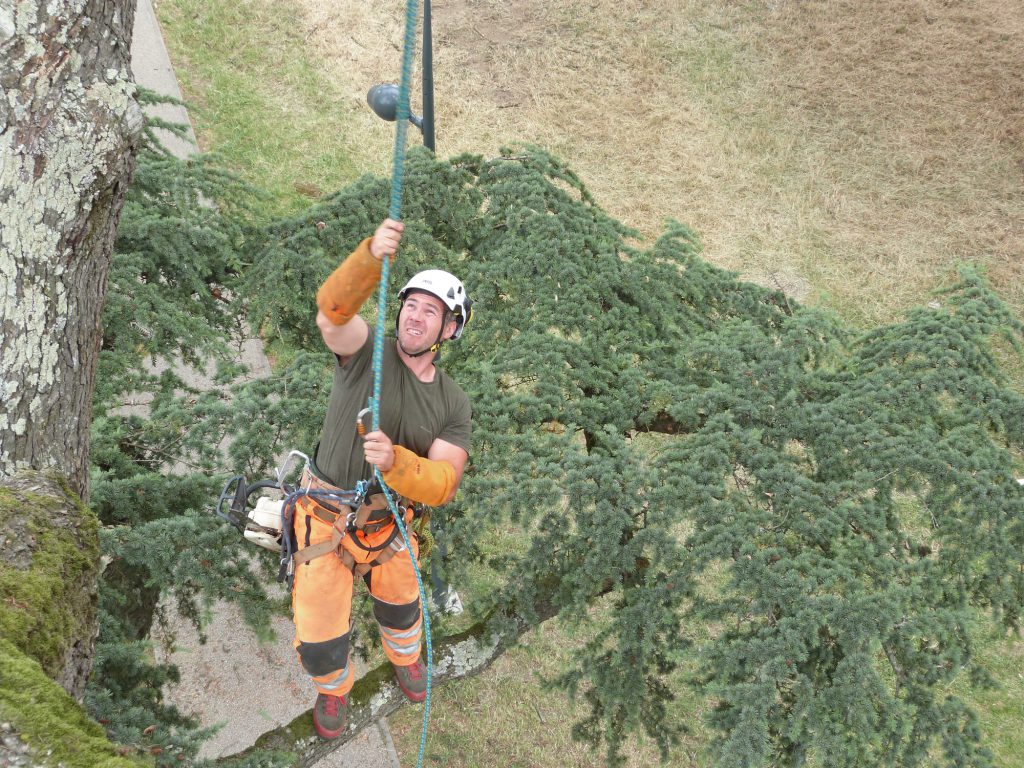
top-left (248, 478), bottom-right (289, 495)
top-left (215, 476), bottom-right (294, 532)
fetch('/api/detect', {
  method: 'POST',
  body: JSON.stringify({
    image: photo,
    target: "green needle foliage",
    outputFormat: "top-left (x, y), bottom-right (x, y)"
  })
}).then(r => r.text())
top-left (89, 125), bottom-right (1024, 767)
top-left (242, 145), bottom-right (1024, 766)
top-left (674, 272), bottom-right (1024, 768)
top-left (87, 101), bottom-right (289, 768)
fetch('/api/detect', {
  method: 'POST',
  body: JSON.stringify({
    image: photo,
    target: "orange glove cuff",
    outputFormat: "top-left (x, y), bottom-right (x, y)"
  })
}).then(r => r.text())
top-left (382, 446), bottom-right (457, 506)
top-left (316, 237), bottom-right (382, 325)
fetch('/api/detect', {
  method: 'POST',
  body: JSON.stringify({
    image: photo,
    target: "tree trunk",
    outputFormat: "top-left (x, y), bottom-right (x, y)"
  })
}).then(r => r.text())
top-left (0, 0), bottom-right (143, 501)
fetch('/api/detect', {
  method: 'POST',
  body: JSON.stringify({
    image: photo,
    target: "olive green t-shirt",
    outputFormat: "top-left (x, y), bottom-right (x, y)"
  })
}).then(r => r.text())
top-left (314, 332), bottom-right (472, 489)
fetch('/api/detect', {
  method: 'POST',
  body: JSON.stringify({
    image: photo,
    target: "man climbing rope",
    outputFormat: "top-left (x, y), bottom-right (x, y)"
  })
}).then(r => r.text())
top-left (292, 218), bottom-right (472, 739)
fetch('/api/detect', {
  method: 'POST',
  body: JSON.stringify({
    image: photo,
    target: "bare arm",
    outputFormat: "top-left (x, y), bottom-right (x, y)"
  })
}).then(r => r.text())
top-left (317, 309), bottom-right (368, 358)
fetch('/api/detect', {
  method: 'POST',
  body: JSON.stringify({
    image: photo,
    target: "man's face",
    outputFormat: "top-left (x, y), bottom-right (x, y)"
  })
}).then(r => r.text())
top-left (397, 291), bottom-right (454, 356)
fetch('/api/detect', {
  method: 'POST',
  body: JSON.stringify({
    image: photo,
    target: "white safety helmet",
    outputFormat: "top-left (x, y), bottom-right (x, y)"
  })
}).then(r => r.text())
top-left (397, 269), bottom-right (473, 340)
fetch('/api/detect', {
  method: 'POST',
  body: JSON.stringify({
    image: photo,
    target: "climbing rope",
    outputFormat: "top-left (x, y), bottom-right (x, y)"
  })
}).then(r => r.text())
top-left (367, 0), bottom-right (433, 766)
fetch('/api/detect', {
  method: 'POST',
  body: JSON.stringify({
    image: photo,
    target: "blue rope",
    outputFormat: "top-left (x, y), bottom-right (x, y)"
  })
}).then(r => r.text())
top-left (368, 0), bottom-right (433, 766)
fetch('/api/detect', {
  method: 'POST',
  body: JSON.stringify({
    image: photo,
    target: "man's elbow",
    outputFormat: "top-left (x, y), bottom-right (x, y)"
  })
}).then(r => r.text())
top-left (316, 309), bottom-right (336, 340)
top-left (317, 310), bottom-right (365, 356)
top-left (316, 312), bottom-right (341, 354)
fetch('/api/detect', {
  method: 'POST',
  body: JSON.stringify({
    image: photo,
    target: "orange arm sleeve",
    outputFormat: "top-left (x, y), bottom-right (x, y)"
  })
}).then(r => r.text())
top-left (382, 446), bottom-right (458, 506)
top-left (316, 238), bottom-right (382, 325)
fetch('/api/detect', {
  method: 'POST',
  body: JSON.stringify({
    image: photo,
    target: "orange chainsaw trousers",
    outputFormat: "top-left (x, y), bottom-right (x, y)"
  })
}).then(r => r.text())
top-left (290, 496), bottom-right (422, 696)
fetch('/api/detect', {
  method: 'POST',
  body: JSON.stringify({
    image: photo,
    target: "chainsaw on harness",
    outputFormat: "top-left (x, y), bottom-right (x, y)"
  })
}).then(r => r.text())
top-left (217, 450), bottom-right (369, 583)
top-left (216, 449), bottom-right (430, 587)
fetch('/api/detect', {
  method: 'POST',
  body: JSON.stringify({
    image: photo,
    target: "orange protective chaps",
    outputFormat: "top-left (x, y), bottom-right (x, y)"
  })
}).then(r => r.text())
top-left (291, 496), bottom-right (422, 696)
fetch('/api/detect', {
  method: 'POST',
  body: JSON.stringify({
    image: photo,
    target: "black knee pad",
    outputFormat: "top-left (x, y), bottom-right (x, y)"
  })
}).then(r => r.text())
top-left (371, 595), bottom-right (420, 630)
top-left (297, 633), bottom-right (350, 677)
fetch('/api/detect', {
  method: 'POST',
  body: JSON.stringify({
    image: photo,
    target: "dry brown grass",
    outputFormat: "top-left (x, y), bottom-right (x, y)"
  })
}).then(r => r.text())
top-left (736, 0), bottom-right (1024, 322)
top-left (295, 0), bottom-right (1023, 323)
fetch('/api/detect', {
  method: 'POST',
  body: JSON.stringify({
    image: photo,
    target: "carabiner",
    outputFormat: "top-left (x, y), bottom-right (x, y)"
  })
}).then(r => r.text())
top-left (276, 450), bottom-right (311, 492)
top-left (356, 407), bottom-right (372, 437)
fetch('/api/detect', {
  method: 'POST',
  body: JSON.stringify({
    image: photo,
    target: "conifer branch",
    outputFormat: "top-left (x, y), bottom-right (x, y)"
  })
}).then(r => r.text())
top-left (81, 139), bottom-right (1024, 767)
top-left (882, 641), bottom-right (907, 692)
top-left (642, 411), bottom-right (687, 435)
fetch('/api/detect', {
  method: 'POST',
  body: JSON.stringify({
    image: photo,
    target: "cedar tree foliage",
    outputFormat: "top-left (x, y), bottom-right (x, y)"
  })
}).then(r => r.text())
top-left (87, 103), bottom-right (288, 768)
top-left (91, 134), bottom-right (1024, 768)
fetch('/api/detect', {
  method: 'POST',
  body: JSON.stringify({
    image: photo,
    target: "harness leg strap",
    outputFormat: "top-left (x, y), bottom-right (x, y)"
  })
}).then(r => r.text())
top-left (292, 523), bottom-right (345, 566)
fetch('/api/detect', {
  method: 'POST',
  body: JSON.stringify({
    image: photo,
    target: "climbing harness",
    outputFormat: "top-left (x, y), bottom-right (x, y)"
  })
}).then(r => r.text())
top-left (288, 466), bottom-right (420, 574)
top-left (216, 450), bottom-right (427, 585)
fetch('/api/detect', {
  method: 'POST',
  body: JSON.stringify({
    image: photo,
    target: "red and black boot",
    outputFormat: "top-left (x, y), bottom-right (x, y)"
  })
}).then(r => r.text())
top-left (392, 657), bottom-right (428, 703)
top-left (313, 692), bottom-right (349, 739)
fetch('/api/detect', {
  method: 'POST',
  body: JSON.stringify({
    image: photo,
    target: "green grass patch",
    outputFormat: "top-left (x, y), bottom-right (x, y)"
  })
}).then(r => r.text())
top-left (389, 610), bottom-right (713, 768)
top-left (157, 0), bottom-right (365, 216)
top-left (958, 625), bottom-right (1024, 767)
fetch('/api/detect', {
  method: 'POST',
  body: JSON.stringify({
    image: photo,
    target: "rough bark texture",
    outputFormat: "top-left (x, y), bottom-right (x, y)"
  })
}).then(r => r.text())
top-left (0, 0), bottom-right (143, 501)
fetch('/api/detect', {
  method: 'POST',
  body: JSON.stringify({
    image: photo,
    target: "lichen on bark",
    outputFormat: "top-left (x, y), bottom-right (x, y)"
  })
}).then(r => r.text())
top-left (0, 0), bottom-right (143, 500)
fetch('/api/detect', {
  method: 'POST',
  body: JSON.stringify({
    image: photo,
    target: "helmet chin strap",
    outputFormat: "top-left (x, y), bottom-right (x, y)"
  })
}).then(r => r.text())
top-left (399, 324), bottom-right (445, 358)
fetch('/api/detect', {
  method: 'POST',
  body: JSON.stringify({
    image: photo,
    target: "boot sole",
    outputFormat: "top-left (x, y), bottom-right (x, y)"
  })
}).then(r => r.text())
top-left (397, 680), bottom-right (427, 703)
top-left (314, 716), bottom-right (348, 740)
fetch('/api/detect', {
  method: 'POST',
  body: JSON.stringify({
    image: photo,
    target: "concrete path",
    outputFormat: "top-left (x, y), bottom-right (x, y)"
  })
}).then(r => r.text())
top-left (130, 0), bottom-right (198, 157)
top-left (129, 2), bottom-right (399, 765)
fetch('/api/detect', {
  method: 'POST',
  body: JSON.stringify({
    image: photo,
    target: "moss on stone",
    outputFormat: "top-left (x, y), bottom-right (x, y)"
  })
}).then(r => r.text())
top-left (0, 639), bottom-right (148, 768)
top-left (0, 475), bottom-right (100, 678)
